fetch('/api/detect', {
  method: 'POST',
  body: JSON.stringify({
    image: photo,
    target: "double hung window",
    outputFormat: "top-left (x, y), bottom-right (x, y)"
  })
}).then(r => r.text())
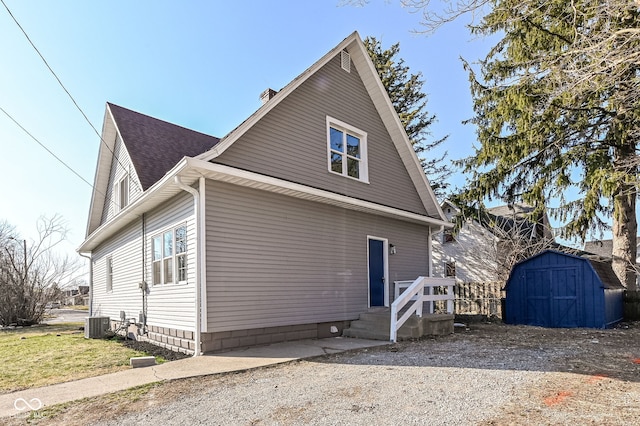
top-left (114, 176), bottom-right (129, 211)
top-left (326, 117), bottom-right (368, 182)
top-left (106, 257), bottom-right (113, 292)
top-left (152, 225), bottom-right (187, 285)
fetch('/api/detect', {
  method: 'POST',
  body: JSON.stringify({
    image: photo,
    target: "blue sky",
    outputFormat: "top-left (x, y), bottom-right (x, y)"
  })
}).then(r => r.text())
top-left (0, 1), bottom-right (616, 276)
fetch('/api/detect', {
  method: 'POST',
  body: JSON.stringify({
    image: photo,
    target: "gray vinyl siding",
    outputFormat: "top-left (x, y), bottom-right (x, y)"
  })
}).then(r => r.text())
top-left (92, 191), bottom-right (197, 331)
top-left (100, 134), bottom-right (143, 225)
top-left (215, 53), bottom-right (427, 216)
top-left (144, 192), bottom-right (197, 331)
top-left (91, 220), bottom-right (143, 321)
top-left (205, 180), bottom-right (430, 332)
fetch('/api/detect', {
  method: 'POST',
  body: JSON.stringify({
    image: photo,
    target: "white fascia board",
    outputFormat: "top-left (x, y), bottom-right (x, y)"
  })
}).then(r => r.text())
top-left (85, 106), bottom-right (118, 237)
top-left (107, 104), bottom-right (144, 195)
top-left (85, 104), bottom-right (146, 238)
top-left (348, 36), bottom-right (446, 222)
top-left (78, 155), bottom-right (451, 253)
top-left (78, 157), bottom-right (193, 253)
top-left (197, 31), bottom-right (447, 224)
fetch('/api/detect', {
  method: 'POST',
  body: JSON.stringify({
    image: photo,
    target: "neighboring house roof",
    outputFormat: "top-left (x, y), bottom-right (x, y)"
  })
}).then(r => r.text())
top-left (584, 238), bottom-right (640, 264)
top-left (441, 200), bottom-right (553, 241)
top-left (490, 203), bottom-right (555, 241)
top-left (108, 103), bottom-right (220, 190)
top-left (584, 240), bottom-right (614, 258)
top-left (486, 203), bottom-right (534, 219)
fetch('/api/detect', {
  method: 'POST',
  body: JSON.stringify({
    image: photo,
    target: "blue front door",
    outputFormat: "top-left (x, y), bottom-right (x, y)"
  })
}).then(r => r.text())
top-left (368, 239), bottom-right (385, 306)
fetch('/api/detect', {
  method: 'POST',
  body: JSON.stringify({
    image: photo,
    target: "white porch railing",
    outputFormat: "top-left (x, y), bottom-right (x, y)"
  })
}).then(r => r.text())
top-left (390, 277), bottom-right (455, 342)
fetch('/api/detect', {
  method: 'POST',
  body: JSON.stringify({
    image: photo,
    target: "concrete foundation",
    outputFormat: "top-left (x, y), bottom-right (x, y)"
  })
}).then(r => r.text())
top-left (112, 320), bottom-right (351, 355)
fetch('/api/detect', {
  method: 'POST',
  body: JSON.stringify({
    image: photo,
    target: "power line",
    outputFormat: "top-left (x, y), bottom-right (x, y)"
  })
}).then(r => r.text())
top-left (0, 104), bottom-right (127, 216)
top-left (0, 105), bottom-right (98, 192)
top-left (0, 0), bottom-right (138, 190)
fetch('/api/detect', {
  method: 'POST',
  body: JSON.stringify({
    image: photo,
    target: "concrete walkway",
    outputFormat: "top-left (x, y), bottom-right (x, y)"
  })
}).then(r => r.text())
top-left (1, 337), bottom-right (389, 419)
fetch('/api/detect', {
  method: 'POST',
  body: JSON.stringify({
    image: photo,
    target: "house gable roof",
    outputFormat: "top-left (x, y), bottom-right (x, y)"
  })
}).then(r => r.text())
top-left (81, 31), bottom-right (450, 250)
top-left (107, 103), bottom-right (220, 190)
top-left (84, 104), bottom-right (220, 237)
top-left (197, 31), bottom-right (445, 221)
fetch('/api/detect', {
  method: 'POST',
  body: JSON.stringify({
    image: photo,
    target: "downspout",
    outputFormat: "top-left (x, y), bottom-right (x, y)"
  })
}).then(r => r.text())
top-left (141, 213), bottom-right (148, 334)
top-left (174, 176), bottom-right (203, 356)
top-left (79, 253), bottom-right (93, 316)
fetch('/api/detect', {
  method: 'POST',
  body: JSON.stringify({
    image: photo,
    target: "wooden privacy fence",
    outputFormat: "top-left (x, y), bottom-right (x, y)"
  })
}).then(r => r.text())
top-left (432, 281), bottom-right (504, 318)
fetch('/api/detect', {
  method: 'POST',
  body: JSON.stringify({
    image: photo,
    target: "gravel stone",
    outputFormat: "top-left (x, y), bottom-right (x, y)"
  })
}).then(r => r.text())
top-left (18, 322), bottom-right (639, 426)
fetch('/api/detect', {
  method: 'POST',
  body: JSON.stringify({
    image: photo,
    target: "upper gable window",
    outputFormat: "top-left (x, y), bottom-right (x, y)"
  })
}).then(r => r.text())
top-left (115, 175), bottom-right (129, 211)
top-left (326, 117), bottom-right (368, 183)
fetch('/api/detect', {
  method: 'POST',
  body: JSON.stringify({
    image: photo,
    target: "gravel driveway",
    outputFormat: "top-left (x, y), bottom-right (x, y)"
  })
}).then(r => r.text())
top-left (13, 322), bottom-right (640, 425)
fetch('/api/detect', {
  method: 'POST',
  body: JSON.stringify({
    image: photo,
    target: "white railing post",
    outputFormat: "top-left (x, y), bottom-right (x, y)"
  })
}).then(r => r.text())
top-left (390, 277), bottom-right (456, 343)
top-left (390, 277), bottom-right (425, 342)
top-left (447, 283), bottom-right (454, 314)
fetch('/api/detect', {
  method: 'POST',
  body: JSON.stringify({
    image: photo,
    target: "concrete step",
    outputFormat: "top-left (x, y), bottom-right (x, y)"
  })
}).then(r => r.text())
top-left (342, 328), bottom-right (390, 341)
top-left (343, 312), bottom-right (455, 342)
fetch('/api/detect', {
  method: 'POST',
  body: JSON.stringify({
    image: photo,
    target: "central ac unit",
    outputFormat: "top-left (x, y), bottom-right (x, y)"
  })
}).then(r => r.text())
top-left (85, 316), bottom-right (110, 339)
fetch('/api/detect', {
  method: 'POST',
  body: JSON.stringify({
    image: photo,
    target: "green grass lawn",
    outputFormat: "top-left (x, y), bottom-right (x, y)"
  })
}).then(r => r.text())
top-left (66, 305), bottom-right (89, 311)
top-left (0, 323), bottom-right (163, 394)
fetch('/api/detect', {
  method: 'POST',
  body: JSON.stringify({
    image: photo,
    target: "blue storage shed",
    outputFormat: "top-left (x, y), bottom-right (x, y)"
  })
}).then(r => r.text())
top-left (504, 250), bottom-right (625, 328)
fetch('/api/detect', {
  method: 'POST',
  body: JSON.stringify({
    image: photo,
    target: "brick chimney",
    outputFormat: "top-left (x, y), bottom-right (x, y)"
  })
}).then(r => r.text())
top-left (260, 88), bottom-right (278, 105)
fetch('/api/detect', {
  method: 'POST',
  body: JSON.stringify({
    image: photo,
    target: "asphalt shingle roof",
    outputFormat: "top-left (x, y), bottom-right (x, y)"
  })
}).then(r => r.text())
top-left (108, 103), bottom-right (220, 190)
top-left (586, 257), bottom-right (625, 289)
top-left (583, 240), bottom-right (615, 258)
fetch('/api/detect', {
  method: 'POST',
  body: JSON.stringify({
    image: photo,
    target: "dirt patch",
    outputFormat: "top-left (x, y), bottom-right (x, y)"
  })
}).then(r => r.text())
top-left (115, 338), bottom-right (190, 362)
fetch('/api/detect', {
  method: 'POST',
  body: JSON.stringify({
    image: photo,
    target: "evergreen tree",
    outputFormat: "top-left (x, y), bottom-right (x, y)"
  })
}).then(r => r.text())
top-left (456, 1), bottom-right (639, 288)
top-left (364, 36), bottom-right (450, 198)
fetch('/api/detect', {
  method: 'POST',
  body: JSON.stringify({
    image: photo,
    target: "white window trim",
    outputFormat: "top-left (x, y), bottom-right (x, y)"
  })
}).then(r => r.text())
top-left (117, 175), bottom-right (129, 211)
top-left (151, 223), bottom-right (188, 285)
top-left (326, 116), bottom-right (369, 183)
top-left (106, 256), bottom-right (113, 293)
top-left (118, 175), bottom-right (130, 210)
